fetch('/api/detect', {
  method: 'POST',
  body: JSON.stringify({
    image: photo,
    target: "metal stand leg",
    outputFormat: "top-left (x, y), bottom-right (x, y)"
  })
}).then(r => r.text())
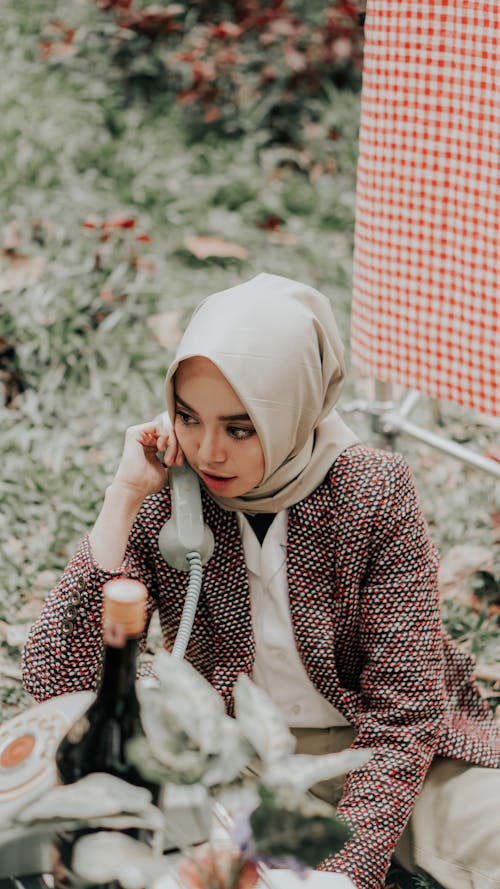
top-left (342, 381), bottom-right (500, 479)
top-left (371, 381), bottom-right (396, 444)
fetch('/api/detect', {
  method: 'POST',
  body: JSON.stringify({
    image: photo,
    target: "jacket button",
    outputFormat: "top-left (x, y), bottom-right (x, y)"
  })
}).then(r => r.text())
top-left (70, 591), bottom-right (81, 605)
top-left (61, 620), bottom-right (74, 635)
top-left (77, 576), bottom-right (85, 590)
top-left (65, 605), bottom-right (77, 619)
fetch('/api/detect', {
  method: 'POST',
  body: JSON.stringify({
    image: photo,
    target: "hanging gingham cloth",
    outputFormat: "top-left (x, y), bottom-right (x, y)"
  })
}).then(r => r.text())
top-left (351, 1), bottom-right (500, 416)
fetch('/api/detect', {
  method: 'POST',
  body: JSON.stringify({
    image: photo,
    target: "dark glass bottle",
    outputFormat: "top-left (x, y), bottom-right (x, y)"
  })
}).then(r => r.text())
top-left (53, 578), bottom-right (158, 889)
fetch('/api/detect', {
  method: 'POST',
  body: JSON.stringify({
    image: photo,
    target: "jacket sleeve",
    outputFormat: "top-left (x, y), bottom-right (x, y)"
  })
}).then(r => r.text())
top-left (22, 503), bottom-right (160, 703)
top-left (320, 454), bottom-right (445, 889)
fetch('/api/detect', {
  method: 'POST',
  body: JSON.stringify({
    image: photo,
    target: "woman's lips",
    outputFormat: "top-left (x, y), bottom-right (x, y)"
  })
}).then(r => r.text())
top-left (199, 470), bottom-right (236, 490)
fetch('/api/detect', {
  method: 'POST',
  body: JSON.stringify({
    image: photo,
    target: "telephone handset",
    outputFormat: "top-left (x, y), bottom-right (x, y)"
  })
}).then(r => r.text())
top-left (158, 463), bottom-right (214, 660)
top-left (158, 462), bottom-right (214, 571)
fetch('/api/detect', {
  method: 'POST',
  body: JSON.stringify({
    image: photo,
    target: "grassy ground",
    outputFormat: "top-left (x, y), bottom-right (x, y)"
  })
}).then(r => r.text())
top-left (0, 3), bottom-right (498, 887)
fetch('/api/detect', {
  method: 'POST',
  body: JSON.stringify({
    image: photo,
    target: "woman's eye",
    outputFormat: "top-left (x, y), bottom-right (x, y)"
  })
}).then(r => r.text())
top-left (177, 410), bottom-right (197, 426)
top-left (228, 426), bottom-right (255, 441)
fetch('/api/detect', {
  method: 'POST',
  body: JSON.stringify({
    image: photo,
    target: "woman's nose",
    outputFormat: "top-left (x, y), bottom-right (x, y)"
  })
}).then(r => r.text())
top-left (198, 429), bottom-right (225, 464)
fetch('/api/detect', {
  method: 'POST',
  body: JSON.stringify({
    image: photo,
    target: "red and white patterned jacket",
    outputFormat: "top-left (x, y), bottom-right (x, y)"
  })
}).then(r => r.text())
top-left (22, 445), bottom-right (499, 889)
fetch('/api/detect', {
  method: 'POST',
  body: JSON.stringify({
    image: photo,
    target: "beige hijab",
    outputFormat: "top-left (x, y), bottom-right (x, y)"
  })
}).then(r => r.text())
top-left (165, 273), bottom-right (358, 513)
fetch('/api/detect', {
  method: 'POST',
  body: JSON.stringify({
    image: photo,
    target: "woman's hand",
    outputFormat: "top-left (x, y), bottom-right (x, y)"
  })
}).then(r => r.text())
top-left (112, 416), bottom-right (184, 501)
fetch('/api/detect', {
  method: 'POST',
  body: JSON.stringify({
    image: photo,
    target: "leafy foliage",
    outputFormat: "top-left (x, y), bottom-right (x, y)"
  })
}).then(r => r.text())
top-left (250, 783), bottom-right (353, 866)
top-left (92, 0), bottom-right (364, 141)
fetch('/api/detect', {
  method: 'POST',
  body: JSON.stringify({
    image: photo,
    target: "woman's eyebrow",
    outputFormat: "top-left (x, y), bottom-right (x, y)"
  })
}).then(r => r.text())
top-left (175, 394), bottom-right (251, 423)
top-left (220, 412), bottom-right (252, 422)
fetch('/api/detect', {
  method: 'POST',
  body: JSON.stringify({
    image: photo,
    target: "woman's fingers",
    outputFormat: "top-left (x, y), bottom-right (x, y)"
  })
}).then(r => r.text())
top-left (153, 416), bottom-right (183, 467)
top-left (163, 437), bottom-right (179, 467)
top-left (174, 448), bottom-right (184, 466)
top-left (124, 418), bottom-right (184, 469)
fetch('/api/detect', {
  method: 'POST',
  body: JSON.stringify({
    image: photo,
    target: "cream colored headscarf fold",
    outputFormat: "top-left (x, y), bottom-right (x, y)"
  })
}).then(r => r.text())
top-left (165, 273), bottom-right (358, 513)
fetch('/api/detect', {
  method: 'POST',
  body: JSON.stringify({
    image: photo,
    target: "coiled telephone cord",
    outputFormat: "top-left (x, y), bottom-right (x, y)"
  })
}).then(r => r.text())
top-left (171, 551), bottom-right (203, 660)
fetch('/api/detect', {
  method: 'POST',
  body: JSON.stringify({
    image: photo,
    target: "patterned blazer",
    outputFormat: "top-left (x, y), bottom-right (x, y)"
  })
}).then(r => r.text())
top-left (22, 445), bottom-right (499, 889)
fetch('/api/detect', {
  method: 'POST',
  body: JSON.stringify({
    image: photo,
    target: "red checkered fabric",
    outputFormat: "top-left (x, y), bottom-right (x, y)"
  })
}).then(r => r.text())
top-left (351, 1), bottom-right (500, 416)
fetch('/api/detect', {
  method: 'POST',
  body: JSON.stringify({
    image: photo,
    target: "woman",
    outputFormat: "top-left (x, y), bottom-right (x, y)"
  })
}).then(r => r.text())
top-left (23, 274), bottom-right (499, 889)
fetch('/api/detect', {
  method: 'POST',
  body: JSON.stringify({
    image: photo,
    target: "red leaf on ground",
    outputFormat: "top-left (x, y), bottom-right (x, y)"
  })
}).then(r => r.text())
top-left (39, 40), bottom-right (77, 60)
top-left (97, 0), bottom-right (133, 9)
top-left (256, 215), bottom-right (282, 231)
top-left (82, 216), bottom-right (103, 230)
top-left (118, 5), bottom-right (184, 36)
top-left (209, 22), bottom-right (243, 39)
top-left (204, 106), bottom-right (221, 123)
top-left (102, 214), bottom-right (137, 230)
top-left (483, 445), bottom-right (500, 463)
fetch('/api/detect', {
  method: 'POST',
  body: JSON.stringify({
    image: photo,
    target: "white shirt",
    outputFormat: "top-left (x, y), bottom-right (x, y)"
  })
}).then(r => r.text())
top-left (237, 510), bottom-right (351, 729)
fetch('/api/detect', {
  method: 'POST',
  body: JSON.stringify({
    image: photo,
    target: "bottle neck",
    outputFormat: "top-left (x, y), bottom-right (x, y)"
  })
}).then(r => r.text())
top-left (97, 636), bottom-right (140, 713)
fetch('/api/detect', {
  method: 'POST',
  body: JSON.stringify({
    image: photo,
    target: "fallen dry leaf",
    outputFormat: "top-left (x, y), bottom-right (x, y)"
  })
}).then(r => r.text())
top-left (147, 310), bottom-right (183, 349)
top-left (473, 663), bottom-right (500, 685)
top-left (44, 19), bottom-right (74, 35)
top-left (100, 289), bottom-right (127, 304)
top-left (256, 215), bottom-right (283, 231)
top-left (4, 536), bottom-right (24, 558)
top-left (0, 254), bottom-right (45, 292)
top-left (82, 215), bottom-right (103, 230)
top-left (0, 655), bottom-right (22, 683)
top-left (438, 544), bottom-right (493, 595)
top-left (3, 221), bottom-right (21, 251)
top-left (28, 569), bottom-right (59, 599)
top-left (477, 685), bottom-right (500, 700)
top-left (0, 621), bottom-right (30, 649)
top-left (85, 448), bottom-right (105, 467)
top-left (491, 533), bottom-right (500, 554)
top-left (16, 598), bottom-right (46, 622)
top-left (267, 231), bottom-right (298, 246)
top-left (102, 213), bottom-right (136, 231)
top-left (39, 20), bottom-right (77, 60)
top-left (184, 235), bottom-right (247, 261)
top-left (468, 594), bottom-right (500, 619)
top-left (483, 445), bottom-right (500, 463)
top-left (39, 40), bottom-right (76, 60)
top-left (133, 254), bottom-right (158, 275)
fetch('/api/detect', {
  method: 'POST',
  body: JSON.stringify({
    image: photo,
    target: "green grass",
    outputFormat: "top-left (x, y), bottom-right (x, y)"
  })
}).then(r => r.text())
top-left (0, 0), bottom-right (362, 716)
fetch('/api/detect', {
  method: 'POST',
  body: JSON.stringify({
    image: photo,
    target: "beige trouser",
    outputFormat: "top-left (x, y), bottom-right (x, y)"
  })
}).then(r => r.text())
top-left (291, 726), bottom-right (500, 889)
